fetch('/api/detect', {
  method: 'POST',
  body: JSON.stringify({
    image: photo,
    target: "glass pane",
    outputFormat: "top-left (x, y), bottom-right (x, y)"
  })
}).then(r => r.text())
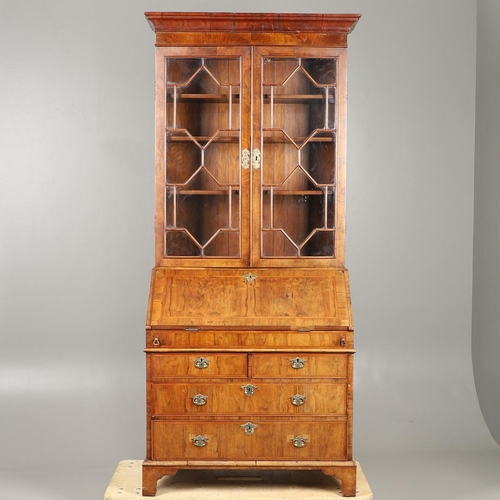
top-left (261, 57), bottom-right (337, 258)
top-left (164, 57), bottom-right (241, 258)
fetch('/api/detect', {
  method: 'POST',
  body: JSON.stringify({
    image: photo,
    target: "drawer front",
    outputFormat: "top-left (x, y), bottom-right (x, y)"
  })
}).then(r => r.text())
top-left (252, 353), bottom-right (348, 378)
top-left (151, 420), bottom-right (347, 460)
top-left (151, 383), bottom-right (347, 416)
top-left (146, 330), bottom-right (353, 350)
top-left (150, 353), bottom-right (247, 378)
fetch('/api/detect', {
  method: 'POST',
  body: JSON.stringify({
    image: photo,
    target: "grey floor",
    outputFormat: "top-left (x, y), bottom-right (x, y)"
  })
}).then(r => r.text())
top-left (2, 450), bottom-right (500, 500)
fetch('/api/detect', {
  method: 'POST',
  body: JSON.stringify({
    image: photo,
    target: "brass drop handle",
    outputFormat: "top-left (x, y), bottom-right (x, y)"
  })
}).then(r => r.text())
top-left (152, 337), bottom-right (160, 346)
top-left (191, 393), bottom-right (208, 406)
top-left (291, 394), bottom-right (306, 406)
top-left (291, 436), bottom-right (308, 448)
top-left (194, 357), bottom-right (210, 369)
top-left (192, 435), bottom-right (209, 447)
top-left (290, 357), bottom-right (306, 369)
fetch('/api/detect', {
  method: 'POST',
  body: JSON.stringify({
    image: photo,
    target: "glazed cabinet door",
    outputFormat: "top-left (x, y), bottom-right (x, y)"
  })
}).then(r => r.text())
top-left (155, 47), bottom-right (251, 267)
top-left (251, 47), bottom-right (347, 267)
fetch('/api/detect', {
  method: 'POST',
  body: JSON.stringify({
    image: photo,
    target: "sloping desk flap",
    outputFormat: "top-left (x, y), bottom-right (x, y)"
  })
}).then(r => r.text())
top-left (147, 268), bottom-right (353, 330)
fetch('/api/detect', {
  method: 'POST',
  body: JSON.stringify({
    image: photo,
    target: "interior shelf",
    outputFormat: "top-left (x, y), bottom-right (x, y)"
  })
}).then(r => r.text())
top-left (262, 135), bottom-right (335, 143)
top-left (166, 135), bottom-right (240, 143)
top-left (263, 93), bottom-right (332, 103)
top-left (167, 188), bottom-right (240, 196)
top-left (262, 189), bottom-right (335, 196)
top-left (168, 93), bottom-right (240, 102)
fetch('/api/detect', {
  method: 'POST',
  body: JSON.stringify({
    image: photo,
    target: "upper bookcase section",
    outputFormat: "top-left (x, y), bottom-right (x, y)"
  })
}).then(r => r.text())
top-left (145, 12), bottom-right (361, 47)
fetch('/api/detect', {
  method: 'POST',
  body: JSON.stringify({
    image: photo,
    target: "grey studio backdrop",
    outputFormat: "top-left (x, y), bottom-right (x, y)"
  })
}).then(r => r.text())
top-left (1, 1), bottom-right (500, 499)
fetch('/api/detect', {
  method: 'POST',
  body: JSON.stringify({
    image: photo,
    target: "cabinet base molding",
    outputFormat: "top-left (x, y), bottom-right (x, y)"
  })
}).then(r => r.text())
top-left (142, 460), bottom-right (361, 497)
top-left (105, 460), bottom-right (373, 499)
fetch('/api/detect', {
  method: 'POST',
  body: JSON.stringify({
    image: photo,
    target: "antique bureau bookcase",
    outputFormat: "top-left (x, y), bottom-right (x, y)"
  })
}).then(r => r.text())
top-left (142, 12), bottom-right (360, 497)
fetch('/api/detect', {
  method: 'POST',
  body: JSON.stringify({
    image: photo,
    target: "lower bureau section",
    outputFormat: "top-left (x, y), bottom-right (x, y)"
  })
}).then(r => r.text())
top-left (151, 420), bottom-right (347, 460)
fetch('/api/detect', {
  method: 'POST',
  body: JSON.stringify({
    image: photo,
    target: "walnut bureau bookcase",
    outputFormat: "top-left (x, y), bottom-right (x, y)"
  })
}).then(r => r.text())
top-left (142, 12), bottom-right (360, 497)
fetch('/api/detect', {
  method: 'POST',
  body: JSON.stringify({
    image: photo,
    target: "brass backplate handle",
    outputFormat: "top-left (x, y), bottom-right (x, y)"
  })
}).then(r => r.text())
top-left (291, 436), bottom-right (308, 448)
top-left (194, 357), bottom-right (210, 369)
top-left (291, 394), bottom-right (306, 406)
top-left (192, 435), bottom-right (209, 447)
top-left (191, 393), bottom-right (208, 406)
top-left (290, 357), bottom-right (306, 369)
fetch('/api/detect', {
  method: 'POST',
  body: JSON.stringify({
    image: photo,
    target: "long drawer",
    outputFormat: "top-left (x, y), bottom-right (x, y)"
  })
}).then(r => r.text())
top-left (151, 420), bottom-right (348, 460)
top-left (151, 382), bottom-right (347, 415)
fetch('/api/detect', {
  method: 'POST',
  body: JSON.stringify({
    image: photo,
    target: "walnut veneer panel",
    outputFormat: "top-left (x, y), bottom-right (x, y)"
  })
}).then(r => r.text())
top-left (147, 268), bottom-right (353, 330)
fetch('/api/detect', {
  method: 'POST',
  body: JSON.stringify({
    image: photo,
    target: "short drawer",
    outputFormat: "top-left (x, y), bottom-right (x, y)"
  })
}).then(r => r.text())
top-left (151, 382), bottom-right (347, 416)
top-left (149, 353), bottom-right (247, 378)
top-left (151, 420), bottom-right (348, 460)
top-left (252, 353), bottom-right (349, 378)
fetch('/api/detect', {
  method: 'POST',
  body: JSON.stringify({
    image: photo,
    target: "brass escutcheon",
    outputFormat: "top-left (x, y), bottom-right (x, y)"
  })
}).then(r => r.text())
top-left (241, 422), bottom-right (258, 435)
top-left (242, 272), bottom-right (258, 284)
top-left (241, 384), bottom-right (258, 397)
top-left (241, 148), bottom-right (250, 169)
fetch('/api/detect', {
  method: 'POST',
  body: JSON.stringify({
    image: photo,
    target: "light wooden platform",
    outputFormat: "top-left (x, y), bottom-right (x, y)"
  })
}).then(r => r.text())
top-left (104, 460), bottom-right (373, 499)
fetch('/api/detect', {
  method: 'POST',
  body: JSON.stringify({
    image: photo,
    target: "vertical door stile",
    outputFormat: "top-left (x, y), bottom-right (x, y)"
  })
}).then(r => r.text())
top-left (241, 47), bottom-right (252, 266)
top-left (155, 49), bottom-right (167, 267)
top-left (250, 47), bottom-right (261, 267)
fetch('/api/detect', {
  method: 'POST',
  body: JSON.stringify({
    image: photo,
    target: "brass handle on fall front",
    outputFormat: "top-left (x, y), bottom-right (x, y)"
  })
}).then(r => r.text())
top-left (291, 436), bottom-right (308, 448)
top-left (252, 148), bottom-right (261, 169)
top-left (241, 149), bottom-right (250, 169)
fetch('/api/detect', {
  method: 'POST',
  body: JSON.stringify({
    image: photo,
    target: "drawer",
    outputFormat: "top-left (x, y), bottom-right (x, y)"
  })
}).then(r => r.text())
top-left (146, 330), bottom-right (353, 350)
top-left (252, 353), bottom-right (349, 378)
top-left (149, 353), bottom-right (247, 378)
top-left (151, 382), bottom-right (347, 416)
top-left (151, 420), bottom-right (348, 460)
